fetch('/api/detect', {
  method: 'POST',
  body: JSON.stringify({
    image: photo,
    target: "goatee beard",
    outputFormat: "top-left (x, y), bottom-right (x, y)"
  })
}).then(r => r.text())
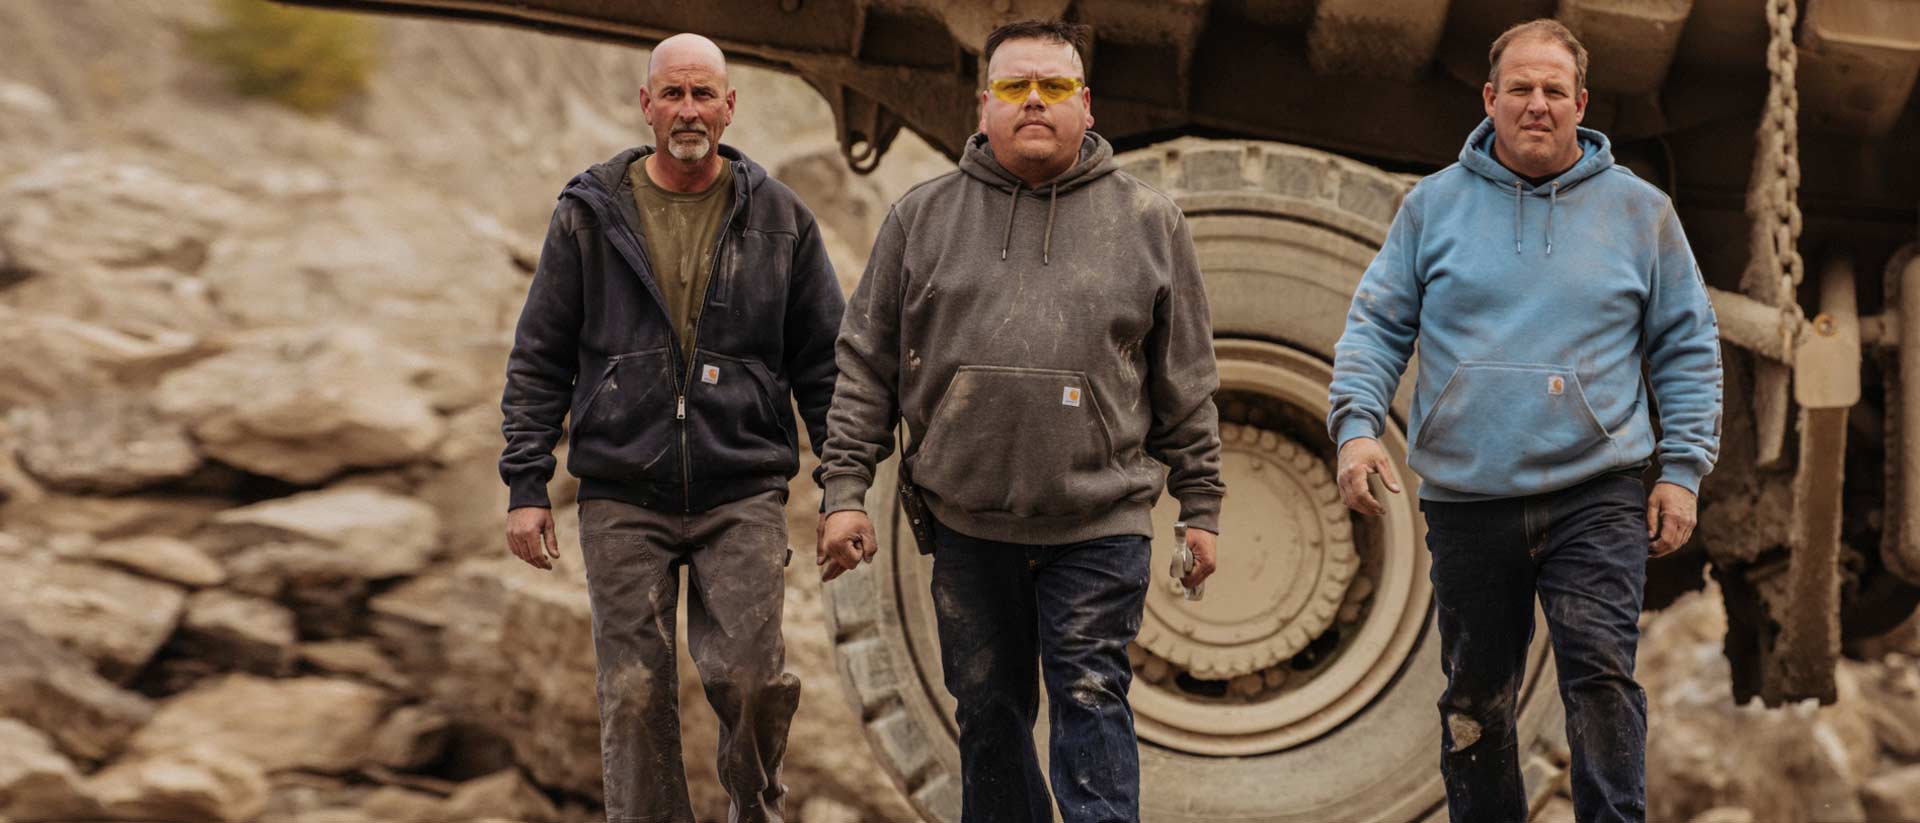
top-left (668, 137), bottom-right (710, 162)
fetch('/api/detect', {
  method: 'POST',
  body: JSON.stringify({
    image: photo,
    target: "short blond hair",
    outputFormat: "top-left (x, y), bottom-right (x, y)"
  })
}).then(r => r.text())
top-left (1489, 19), bottom-right (1588, 91)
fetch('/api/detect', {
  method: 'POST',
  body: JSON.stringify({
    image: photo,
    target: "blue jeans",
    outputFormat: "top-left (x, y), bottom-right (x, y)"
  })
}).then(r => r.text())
top-left (928, 523), bottom-right (1152, 823)
top-left (1420, 470), bottom-right (1650, 823)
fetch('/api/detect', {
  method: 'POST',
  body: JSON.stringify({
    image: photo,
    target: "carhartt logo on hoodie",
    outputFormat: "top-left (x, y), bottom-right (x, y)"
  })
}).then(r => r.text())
top-left (1062, 386), bottom-right (1082, 407)
top-left (702, 364), bottom-right (721, 384)
top-left (1547, 375), bottom-right (1565, 396)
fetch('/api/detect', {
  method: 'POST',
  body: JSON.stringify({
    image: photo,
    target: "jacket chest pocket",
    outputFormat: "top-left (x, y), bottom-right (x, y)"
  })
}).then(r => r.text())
top-left (712, 232), bottom-right (791, 309)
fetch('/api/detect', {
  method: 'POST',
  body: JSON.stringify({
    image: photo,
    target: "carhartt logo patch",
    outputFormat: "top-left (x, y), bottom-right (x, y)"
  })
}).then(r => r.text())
top-left (1547, 375), bottom-right (1565, 396)
top-left (701, 364), bottom-right (720, 384)
top-left (1062, 386), bottom-right (1082, 407)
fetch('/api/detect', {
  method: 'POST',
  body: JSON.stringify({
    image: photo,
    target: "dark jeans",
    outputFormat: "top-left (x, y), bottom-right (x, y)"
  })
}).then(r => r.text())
top-left (1420, 471), bottom-right (1650, 823)
top-left (929, 523), bottom-right (1152, 823)
top-left (578, 490), bottom-right (801, 823)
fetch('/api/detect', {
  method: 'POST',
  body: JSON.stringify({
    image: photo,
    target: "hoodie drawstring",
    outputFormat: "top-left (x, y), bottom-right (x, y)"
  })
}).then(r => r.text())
top-left (1545, 182), bottom-right (1558, 256)
top-left (1000, 180), bottom-right (1022, 261)
top-left (1513, 182), bottom-right (1523, 255)
top-left (999, 181), bottom-right (1061, 265)
top-left (1042, 183), bottom-right (1058, 266)
top-left (1511, 180), bottom-right (1562, 256)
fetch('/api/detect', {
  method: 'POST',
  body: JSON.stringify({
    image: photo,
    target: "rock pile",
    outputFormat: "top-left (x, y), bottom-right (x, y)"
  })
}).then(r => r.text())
top-left (0, 2), bottom-right (938, 821)
top-left (1532, 588), bottom-right (1920, 823)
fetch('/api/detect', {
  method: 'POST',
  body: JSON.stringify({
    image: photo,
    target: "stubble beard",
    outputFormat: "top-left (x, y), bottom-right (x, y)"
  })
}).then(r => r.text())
top-left (1013, 133), bottom-right (1059, 163)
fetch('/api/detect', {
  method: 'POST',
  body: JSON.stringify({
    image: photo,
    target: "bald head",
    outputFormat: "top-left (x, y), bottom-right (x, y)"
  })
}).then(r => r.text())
top-left (640, 33), bottom-right (736, 169)
top-left (648, 33), bottom-right (728, 88)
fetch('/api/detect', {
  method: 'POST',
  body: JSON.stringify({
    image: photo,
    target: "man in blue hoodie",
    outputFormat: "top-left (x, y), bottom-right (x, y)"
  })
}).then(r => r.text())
top-left (1327, 19), bottom-right (1722, 823)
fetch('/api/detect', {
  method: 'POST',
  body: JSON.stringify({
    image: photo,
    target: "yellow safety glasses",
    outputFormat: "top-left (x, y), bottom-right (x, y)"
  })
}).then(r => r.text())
top-left (987, 76), bottom-right (1086, 105)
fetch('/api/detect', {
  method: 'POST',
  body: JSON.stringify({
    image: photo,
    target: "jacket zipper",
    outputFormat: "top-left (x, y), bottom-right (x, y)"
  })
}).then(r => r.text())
top-left (679, 188), bottom-right (739, 511)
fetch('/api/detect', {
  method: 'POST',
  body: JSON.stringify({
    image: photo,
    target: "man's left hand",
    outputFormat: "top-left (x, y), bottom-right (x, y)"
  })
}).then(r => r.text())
top-left (1647, 482), bottom-right (1697, 557)
top-left (1182, 527), bottom-right (1218, 590)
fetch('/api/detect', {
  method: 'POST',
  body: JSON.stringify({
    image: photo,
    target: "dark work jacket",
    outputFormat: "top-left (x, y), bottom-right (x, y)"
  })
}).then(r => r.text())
top-left (500, 144), bottom-right (844, 513)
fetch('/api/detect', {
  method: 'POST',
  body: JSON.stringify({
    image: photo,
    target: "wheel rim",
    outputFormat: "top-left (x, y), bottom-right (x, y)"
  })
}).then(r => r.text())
top-left (1131, 340), bottom-right (1432, 756)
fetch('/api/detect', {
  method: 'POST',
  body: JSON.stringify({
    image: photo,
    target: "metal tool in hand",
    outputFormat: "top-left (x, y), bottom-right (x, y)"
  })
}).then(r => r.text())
top-left (1170, 520), bottom-right (1204, 601)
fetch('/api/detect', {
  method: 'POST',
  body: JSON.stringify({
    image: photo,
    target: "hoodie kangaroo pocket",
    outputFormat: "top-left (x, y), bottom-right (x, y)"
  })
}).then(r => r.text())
top-left (1410, 361), bottom-right (1617, 496)
top-left (567, 348), bottom-right (680, 484)
top-left (911, 366), bottom-right (1122, 517)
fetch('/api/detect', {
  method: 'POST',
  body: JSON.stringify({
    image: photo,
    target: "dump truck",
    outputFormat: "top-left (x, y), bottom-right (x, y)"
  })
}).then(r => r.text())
top-left (285, 1), bottom-right (1920, 820)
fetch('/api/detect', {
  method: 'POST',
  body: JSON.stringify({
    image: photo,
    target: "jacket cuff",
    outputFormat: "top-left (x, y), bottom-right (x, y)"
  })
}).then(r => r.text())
top-left (1177, 493), bottom-right (1223, 534)
top-left (1334, 417), bottom-right (1381, 448)
top-left (1657, 460), bottom-right (1706, 495)
top-left (507, 473), bottom-right (551, 511)
top-left (823, 474), bottom-right (871, 515)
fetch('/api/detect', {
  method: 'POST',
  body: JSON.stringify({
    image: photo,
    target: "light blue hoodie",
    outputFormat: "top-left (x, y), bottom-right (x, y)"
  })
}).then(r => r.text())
top-left (1327, 119), bottom-right (1722, 501)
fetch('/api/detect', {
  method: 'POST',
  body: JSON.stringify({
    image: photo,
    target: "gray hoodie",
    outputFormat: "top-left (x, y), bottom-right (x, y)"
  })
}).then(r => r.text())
top-left (820, 132), bottom-right (1225, 545)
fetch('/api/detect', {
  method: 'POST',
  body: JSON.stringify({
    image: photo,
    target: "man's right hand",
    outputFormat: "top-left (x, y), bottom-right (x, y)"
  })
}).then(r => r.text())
top-left (507, 506), bottom-right (560, 571)
top-left (818, 510), bottom-right (877, 582)
top-left (1337, 437), bottom-right (1403, 516)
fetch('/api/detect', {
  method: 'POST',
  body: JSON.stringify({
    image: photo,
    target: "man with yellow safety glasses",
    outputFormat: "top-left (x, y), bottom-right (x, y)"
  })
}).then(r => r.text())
top-left (819, 18), bottom-right (1225, 823)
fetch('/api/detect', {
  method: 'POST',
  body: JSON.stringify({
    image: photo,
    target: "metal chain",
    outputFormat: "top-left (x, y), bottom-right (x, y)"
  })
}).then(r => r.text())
top-left (1749, 0), bottom-right (1807, 351)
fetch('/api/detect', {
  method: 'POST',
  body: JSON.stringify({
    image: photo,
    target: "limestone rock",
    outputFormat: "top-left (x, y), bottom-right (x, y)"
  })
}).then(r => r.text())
top-left (442, 770), bottom-right (560, 823)
top-left (367, 705), bottom-right (451, 771)
top-left (130, 675), bottom-right (389, 774)
top-left (438, 561), bottom-right (600, 798)
top-left (10, 394), bottom-right (201, 493)
top-left (1860, 765), bottom-right (1920, 823)
top-left (77, 535), bottom-right (227, 588)
top-left (176, 589), bottom-right (298, 675)
top-left (1857, 655), bottom-right (1920, 759)
top-left (1689, 809), bottom-right (1758, 823)
top-left (153, 328), bottom-right (445, 483)
top-left (207, 486), bottom-right (440, 579)
top-left (0, 305), bottom-right (202, 411)
top-left (0, 153), bottom-right (243, 279)
top-left (0, 615), bottom-right (151, 762)
top-left (1642, 589), bottom-right (1877, 823)
top-left (416, 407), bottom-right (513, 560)
top-left (0, 558), bottom-right (185, 681)
top-left (356, 786), bottom-right (443, 823)
top-left (221, 541), bottom-right (373, 640)
top-left (209, 487), bottom-right (441, 639)
top-left (0, 419), bottom-right (41, 507)
top-left (298, 641), bottom-right (408, 690)
top-left (87, 743), bottom-right (270, 823)
top-left (0, 719), bottom-right (97, 821)
top-left (799, 796), bottom-right (866, 823)
top-left (2, 493), bottom-right (225, 541)
top-left (195, 189), bottom-right (525, 343)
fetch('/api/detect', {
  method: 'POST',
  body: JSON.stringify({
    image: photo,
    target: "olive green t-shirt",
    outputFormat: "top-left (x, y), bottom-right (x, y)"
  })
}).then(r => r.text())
top-left (627, 158), bottom-right (734, 351)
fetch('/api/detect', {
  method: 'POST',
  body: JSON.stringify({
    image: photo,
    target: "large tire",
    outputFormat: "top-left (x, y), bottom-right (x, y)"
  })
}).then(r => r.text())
top-left (822, 138), bottom-right (1567, 822)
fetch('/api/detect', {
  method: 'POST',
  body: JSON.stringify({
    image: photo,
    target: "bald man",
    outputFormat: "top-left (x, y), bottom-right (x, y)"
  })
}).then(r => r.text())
top-left (499, 33), bottom-right (844, 822)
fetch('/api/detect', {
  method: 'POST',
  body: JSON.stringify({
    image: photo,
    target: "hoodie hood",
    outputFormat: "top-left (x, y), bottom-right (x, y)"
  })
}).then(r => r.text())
top-left (567, 143), bottom-right (764, 230)
top-left (1459, 118), bottom-right (1613, 255)
top-left (960, 131), bottom-right (1118, 264)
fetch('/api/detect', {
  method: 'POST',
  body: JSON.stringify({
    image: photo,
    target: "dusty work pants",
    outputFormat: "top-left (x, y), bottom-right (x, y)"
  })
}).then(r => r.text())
top-left (1420, 469), bottom-right (1650, 823)
top-left (929, 521), bottom-right (1153, 823)
top-left (579, 489), bottom-right (801, 823)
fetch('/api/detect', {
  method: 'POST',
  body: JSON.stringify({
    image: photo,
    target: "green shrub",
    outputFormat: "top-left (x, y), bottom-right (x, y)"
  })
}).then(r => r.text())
top-left (187, 0), bottom-right (379, 115)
